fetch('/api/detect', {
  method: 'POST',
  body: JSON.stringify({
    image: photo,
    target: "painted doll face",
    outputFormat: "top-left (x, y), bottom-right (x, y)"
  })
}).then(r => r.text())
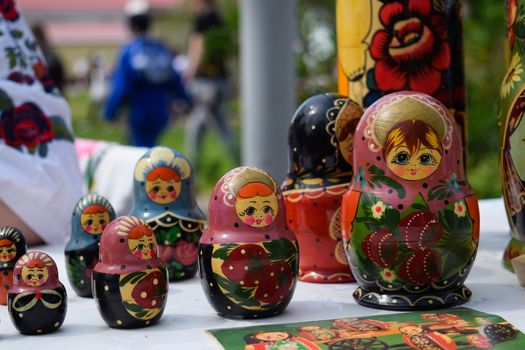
top-left (81, 210), bottom-right (110, 235)
top-left (145, 178), bottom-right (181, 204)
top-left (0, 242), bottom-right (16, 262)
top-left (128, 234), bottom-right (158, 260)
top-left (386, 142), bottom-right (441, 181)
top-left (21, 265), bottom-right (49, 287)
top-left (255, 332), bottom-right (290, 342)
top-left (235, 193), bottom-right (279, 228)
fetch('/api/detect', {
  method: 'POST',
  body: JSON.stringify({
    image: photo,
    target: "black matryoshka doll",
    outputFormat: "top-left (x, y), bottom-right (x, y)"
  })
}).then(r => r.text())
top-left (65, 194), bottom-right (115, 297)
top-left (92, 216), bottom-right (168, 328)
top-left (8, 252), bottom-right (67, 335)
top-left (130, 146), bottom-right (206, 282)
top-left (199, 167), bottom-right (299, 319)
top-left (0, 226), bottom-right (26, 305)
top-left (282, 93), bottom-right (363, 283)
top-left (341, 91), bottom-right (479, 310)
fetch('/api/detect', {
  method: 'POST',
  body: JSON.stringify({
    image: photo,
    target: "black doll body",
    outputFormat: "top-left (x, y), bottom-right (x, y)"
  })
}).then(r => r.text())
top-left (65, 242), bottom-right (99, 297)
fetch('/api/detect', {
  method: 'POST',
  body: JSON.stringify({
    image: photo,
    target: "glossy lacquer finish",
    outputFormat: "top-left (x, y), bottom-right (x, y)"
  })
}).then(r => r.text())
top-left (65, 194), bottom-right (115, 297)
top-left (130, 147), bottom-right (206, 282)
top-left (199, 167), bottom-right (298, 319)
top-left (8, 252), bottom-right (67, 335)
top-left (341, 92), bottom-right (479, 311)
top-left (282, 93), bottom-right (363, 283)
top-left (0, 226), bottom-right (26, 305)
top-left (93, 216), bottom-right (168, 328)
top-left (500, 0), bottom-right (525, 271)
top-left (336, 0), bottom-right (466, 149)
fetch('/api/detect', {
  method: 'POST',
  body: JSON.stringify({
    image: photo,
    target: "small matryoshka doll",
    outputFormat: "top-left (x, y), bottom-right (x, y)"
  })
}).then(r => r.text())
top-left (282, 93), bottom-right (363, 283)
top-left (0, 226), bottom-right (27, 305)
top-left (8, 252), bottom-right (67, 335)
top-left (199, 167), bottom-right (299, 319)
top-left (130, 147), bottom-right (206, 282)
top-left (65, 194), bottom-right (115, 297)
top-left (92, 216), bottom-right (168, 328)
top-left (341, 91), bottom-right (479, 310)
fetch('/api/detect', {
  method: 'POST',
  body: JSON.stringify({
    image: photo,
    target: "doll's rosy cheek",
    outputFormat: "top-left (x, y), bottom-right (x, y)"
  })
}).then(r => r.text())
top-left (264, 214), bottom-right (274, 225)
top-left (101, 223), bottom-right (107, 231)
top-left (244, 216), bottom-right (255, 226)
top-left (170, 192), bottom-right (177, 199)
top-left (85, 225), bottom-right (93, 232)
top-left (7, 254), bottom-right (14, 260)
top-left (148, 192), bottom-right (157, 200)
top-left (134, 251), bottom-right (142, 259)
top-left (150, 248), bottom-right (156, 257)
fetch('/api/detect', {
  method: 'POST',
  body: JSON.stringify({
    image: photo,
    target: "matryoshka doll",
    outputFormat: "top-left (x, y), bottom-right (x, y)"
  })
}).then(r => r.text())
top-left (0, 226), bottom-right (27, 304)
top-left (8, 252), bottom-right (67, 335)
top-left (341, 91), bottom-right (479, 310)
top-left (130, 147), bottom-right (205, 281)
top-left (65, 194), bottom-right (115, 297)
top-left (92, 216), bottom-right (168, 328)
top-left (199, 167), bottom-right (299, 319)
top-left (282, 93), bottom-right (363, 283)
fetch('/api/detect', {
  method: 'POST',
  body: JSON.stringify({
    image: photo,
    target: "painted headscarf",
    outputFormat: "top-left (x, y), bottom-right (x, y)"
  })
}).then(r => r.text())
top-left (351, 91), bottom-right (472, 212)
top-left (283, 93), bottom-right (363, 190)
top-left (203, 167), bottom-right (295, 244)
top-left (65, 193), bottom-right (116, 252)
top-left (0, 226), bottom-right (26, 270)
top-left (130, 147), bottom-right (205, 222)
top-left (94, 216), bottom-right (164, 274)
top-left (11, 251), bottom-right (61, 293)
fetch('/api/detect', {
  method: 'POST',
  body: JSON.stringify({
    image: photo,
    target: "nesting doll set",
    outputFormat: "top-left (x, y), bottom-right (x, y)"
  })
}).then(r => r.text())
top-left (199, 167), bottom-right (299, 319)
top-left (282, 93), bottom-right (363, 283)
top-left (92, 216), bottom-right (168, 328)
top-left (8, 252), bottom-right (67, 334)
top-left (341, 92), bottom-right (479, 310)
top-left (0, 226), bottom-right (26, 305)
top-left (65, 194), bottom-right (115, 297)
top-left (130, 147), bottom-right (206, 281)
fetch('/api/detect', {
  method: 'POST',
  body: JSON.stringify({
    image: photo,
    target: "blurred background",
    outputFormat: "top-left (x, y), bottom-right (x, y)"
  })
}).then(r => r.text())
top-left (19, 0), bottom-right (505, 198)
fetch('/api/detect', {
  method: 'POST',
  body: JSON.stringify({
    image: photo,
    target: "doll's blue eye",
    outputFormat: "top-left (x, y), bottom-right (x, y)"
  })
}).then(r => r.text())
top-left (151, 186), bottom-right (160, 193)
top-left (245, 207), bottom-right (256, 216)
top-left (419, 154), bottom-right (433, 165)
top-left (167, 186), bottom-right (175, 192)
top-left (393, 152), bottom-right (409, 165)
top-left (263, 206), bottom-right (273, 215)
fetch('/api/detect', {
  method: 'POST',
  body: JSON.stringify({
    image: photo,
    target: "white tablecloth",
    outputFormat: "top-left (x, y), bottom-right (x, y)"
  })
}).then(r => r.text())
top-left (0, 198), bottom-right (521, 349)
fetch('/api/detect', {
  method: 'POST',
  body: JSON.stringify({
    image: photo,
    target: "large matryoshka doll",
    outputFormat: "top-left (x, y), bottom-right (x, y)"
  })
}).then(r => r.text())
top-left (130, 147), bottom-right (206, 282)
top-left (500, 0), bottom-right (525, 271)
top-left (0, 226), bottom-right (26, 305)
top-left (65, 194), bottom-right (115, 297)
top-left (199, 167), bottom-right (299, 319)
top-left (282, 93), bottom-right (363, 283)
top-left (92, 216), bottom-right (168, 328)
top-left (8, 252), bottom-right (67, 335)
top-left (341, 91), bottom-right (479, 310)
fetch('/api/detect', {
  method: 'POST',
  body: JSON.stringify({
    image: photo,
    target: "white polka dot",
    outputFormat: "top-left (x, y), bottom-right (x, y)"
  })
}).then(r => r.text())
top-left (244, 266), bottom-right (248, 271)
top-left (54, 322), bottom-right (60, 327)
top-left (37, 329), bottom-right (42, 333)
top-left (227, 305), bottom-right (232, 310)
top-left (209, 282), bottom-right (214, 287)
top-left (312, 125), bottom-right (316, 130)
top-left (241, 249), bottom-right (246, 254)
top-left (240, 281), bottom-right (244, 285)
top-left (228, 266), bottom-right (233, 270)
top-left (117, 320), bottom-right (123, 325)
top-left (104, 285), bottom-right (109, 291)
top-left (151, 300), bottom-right (157, 306)
top-left (153, 279), bottom-right (159, 285)
top-left (79, 256), bottom-right (84, 261)
top-left (18, 313), bottom-right (23, 318)
top-left (141, 292), bottom-right (148, 299)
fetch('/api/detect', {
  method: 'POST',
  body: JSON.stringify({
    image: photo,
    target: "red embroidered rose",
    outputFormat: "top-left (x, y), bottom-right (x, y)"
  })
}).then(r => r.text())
top-left (7, 72), bottom-right (34, 85)
top-left (173, 240), bottom-right (198, 266)
top-left (0, 102), bottom-right (54, 150)
top-left (131, 270), bottom-right (167, 309)
top-left (0, 0), bottom-right (19, 21)
top-left (369, 0), bottom-right (450, 95)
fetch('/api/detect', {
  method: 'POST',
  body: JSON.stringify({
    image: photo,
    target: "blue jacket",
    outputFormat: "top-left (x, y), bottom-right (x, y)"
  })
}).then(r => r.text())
top-left (103, 36), bottom-right (190, 132)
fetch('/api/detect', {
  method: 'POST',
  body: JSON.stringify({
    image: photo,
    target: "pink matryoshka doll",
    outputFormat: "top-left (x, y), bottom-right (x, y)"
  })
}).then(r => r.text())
top-left (65, 193), bottom-right (116, 298)
top-left (92, 216), bottom-right (168, 328)
top-left (0, 226), bottom-right (27, 305)
top-left (8, 252), bottom-right (67, 335)
top-left (341, 91), bottom-right (479, 310)
top-left (199, 167), bottom-right (299, 319)
top-left (130, 146), bottom-right (206, 282)
top-left (282, 93), bottom-right (363, 283)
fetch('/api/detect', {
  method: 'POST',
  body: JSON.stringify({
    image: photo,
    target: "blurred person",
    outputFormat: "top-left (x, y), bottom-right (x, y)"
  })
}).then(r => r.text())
top-left (87, 51), bottom-right (108, 120)
top-left (31, 23), bottom-right (66, 93)
top-left (184, 0), bottom-right (235, 166)
top-left (103, 0), bottom-right (190, 147)
top-left (0, 1), bottom-right (83, 245)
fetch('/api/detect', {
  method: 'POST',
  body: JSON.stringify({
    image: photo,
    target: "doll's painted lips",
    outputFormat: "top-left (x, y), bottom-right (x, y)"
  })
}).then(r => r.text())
top-left (256, 219), bottom-right (262, 225)
top-left (409, 169), bottom-right (418, 175)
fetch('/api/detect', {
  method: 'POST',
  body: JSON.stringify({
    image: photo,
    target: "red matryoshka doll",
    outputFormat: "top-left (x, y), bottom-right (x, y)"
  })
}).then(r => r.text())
top-left (130, 147), bottom-right (206, 282)
top-left (282, 93), bottom-right (363, 283)
top-left (65, 194), bottom-right (115, 297)
top-left (8, 252), bottom-right (67, 335)
top-left (244, 331), bottom-right (320, 350)
top-left (341, 91), bottom-right (479, 310)
top-left (92, 216), bottom-right (168, 328)
top-left (199, 167), bottom-right (299, 319)
top-left (0, 226), bottom-right (27, 304)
